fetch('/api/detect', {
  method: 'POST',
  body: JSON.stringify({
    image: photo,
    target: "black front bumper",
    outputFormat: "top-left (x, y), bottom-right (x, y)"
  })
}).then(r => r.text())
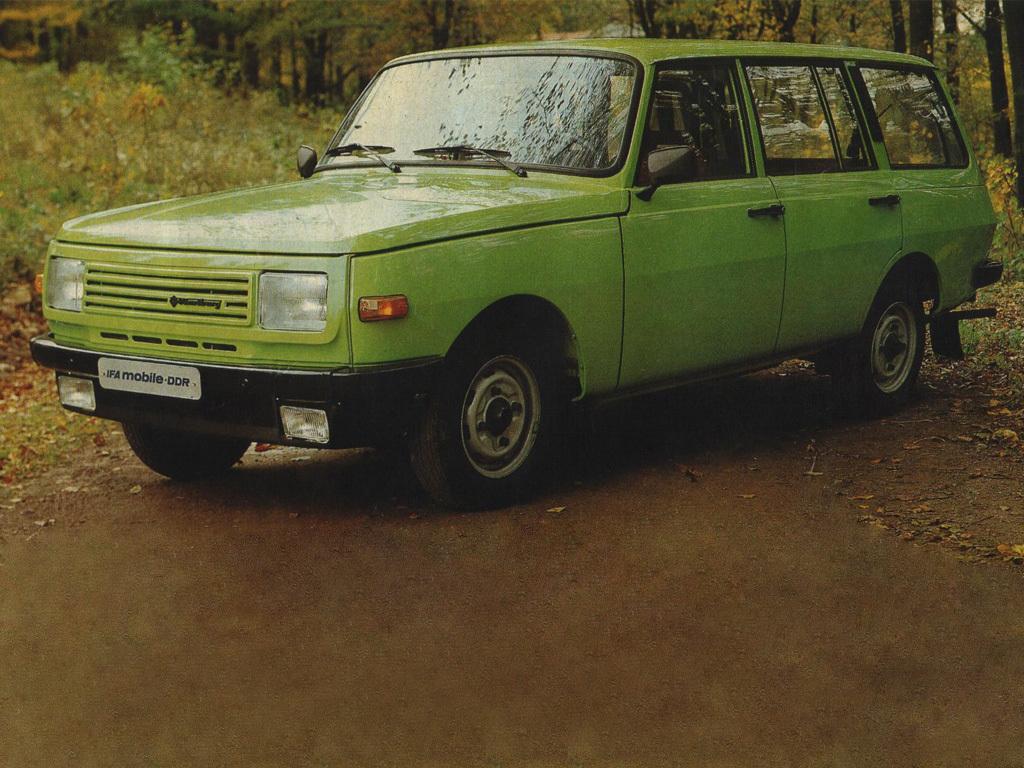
top-left (30, 335), bottom-right (442, 447)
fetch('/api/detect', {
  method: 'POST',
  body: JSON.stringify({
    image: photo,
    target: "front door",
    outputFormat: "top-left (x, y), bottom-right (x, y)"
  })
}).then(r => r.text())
top-left (619, 60), bottom-right (787, 390)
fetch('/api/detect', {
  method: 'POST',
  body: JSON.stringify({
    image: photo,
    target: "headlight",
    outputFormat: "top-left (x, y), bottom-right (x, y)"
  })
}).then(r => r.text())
top-left (45, 258), bottom-right (84, 312)
top-left (258, 272), bottom-right (328, 332)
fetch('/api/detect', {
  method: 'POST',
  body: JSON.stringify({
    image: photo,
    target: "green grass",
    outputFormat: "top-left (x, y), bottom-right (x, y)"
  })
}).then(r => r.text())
top-left (0, 60), bottom-right (336, 286)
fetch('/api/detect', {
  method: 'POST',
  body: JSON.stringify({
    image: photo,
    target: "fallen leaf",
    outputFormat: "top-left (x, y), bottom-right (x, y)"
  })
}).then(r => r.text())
top-left (903, 443), bottom-right (923, 451)
top-left (993, 428), bottom-right (1019, 443)
top-left (547, 506), bottom-right (566, 513)
top-left (738, 493), bottom-right (755, 499)
top-left (408, 513), bottom-right (420, 520)
top-left (254, 443), bottom-right (273, 453)
top-left (129, 485), bottom-right (141, 495)
top-left (851, 494), bottom-right (875, 500)
top-left (92, 434), bottom-right (105, 446)
top-left (955, 435), bottom-right (974, 443)
top-left (870, 457), bottom-right (883, 464)
top-left (63, 486), bottom-right (79, 493)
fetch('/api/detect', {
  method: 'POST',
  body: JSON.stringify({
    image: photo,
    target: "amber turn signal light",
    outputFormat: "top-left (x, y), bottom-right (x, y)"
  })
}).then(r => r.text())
top-left (34, 274), bottom-right (43, 294)
top-left (358, 295), bottom-right (409, 322)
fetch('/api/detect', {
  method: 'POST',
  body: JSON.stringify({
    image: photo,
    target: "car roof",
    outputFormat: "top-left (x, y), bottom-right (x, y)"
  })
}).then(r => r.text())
top-left (393, 38), bottom-right (934, 69)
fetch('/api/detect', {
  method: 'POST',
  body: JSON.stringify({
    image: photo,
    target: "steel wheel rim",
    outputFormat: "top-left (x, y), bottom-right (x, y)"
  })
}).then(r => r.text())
top-left (461, 355), bottom-right (540, 478)
top-left (871, 301), bottom-right (916, 393)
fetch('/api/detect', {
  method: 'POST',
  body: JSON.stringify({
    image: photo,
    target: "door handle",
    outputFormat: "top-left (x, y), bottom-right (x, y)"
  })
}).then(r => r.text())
top-left (747, 203), bottom-right (785, 218)
top-left (869, 194), bottom-right (901, 207)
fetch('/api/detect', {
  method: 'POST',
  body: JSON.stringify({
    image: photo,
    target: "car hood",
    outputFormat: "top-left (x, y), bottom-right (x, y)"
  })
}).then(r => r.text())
top-left (56, 169), bottom-right (629, 255)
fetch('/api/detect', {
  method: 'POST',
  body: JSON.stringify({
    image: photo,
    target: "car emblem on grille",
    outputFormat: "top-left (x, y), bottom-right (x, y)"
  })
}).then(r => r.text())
top-left (169, 296), bottom-right (222, 310)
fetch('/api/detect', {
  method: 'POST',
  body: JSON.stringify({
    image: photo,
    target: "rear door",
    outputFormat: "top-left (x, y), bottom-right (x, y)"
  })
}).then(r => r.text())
top-left (742, 61), bottom-right (903, 355)
top-left (854, 65), bottom-right (993, 310)
top-left (619, 60), bottom-right (786, 389)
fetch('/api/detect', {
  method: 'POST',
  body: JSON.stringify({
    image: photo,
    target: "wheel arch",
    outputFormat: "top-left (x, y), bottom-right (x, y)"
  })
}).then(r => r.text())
top-left (447, 294), bottom-right (584, 399)
top-left (874, 251), bottom-right (941, 314)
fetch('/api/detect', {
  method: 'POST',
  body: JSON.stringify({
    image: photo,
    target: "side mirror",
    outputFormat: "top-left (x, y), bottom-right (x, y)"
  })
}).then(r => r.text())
top-left (636, 146), bottom-right (698, 201)
top-left (297, 145), bottom-right (318, 178)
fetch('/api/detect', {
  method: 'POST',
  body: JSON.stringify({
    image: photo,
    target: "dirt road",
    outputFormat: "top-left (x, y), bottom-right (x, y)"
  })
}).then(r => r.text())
top-left (2, 366), bottom-right (1023, 767)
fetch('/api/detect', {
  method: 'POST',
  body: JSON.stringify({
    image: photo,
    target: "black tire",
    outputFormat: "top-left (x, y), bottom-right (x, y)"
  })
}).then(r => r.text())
top-left (833, 278), bottom-right (926, 416)
top-left (121, 422), bottom-right (250, 480)
top-left (409, 336), bottom-right (565, 510)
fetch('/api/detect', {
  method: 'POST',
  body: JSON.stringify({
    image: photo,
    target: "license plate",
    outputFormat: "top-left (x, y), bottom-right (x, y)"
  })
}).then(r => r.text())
top-left (97, 358), bottom-right (201, 401)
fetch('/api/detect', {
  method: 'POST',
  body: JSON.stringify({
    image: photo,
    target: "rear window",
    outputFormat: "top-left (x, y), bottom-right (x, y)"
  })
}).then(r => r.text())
top-left (857, 66), bottom-right (967, 169)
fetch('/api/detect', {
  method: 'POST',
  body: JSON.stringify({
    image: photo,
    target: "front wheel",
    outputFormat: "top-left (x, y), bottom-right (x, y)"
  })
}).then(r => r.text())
top-left (410, 341), bottom-right (564, 509)
top-left (833, 281), bottom-right (926, 416)
top-left (122, 423), bottom-right (250, 480)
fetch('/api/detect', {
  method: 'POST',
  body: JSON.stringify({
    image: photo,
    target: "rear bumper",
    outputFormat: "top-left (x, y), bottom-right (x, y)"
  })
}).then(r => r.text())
top-left (30, 335), bottom-right (442, 447)
top-left (972, 259), bottom-right (1003, 289)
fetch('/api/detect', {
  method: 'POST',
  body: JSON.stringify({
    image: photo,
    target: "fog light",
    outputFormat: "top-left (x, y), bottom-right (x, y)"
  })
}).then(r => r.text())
top-left (58, 376), bottom-right (96, 412)
top-left (280, 405), bottom-right (330, 444)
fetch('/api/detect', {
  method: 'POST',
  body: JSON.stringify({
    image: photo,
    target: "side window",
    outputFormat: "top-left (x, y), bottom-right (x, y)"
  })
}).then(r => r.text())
top-left (858, 67), bottom-right (966, 169)
top-left (745, 64), bottom-right (839, 175)
top-left (636, 64), bottom-right (749, 185)
top-left (816, 66), bottom-right (872, 170)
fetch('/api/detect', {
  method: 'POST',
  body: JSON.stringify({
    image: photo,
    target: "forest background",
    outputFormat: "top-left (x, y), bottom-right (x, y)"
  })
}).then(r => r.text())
top-left (2, 0), bottom-right (1024, 289)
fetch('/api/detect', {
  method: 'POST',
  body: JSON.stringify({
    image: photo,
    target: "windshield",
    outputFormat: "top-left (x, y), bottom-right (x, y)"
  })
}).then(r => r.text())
top-left (324, 54), bottom-right (639, 174)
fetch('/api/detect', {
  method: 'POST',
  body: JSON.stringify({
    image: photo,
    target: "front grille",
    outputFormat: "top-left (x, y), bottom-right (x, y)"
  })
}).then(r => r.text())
top-left (83, 263), bottom-right (252, 325)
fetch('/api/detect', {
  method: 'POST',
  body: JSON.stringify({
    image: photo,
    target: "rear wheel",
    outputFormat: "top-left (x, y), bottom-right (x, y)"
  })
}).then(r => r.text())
top-left (833, 280), bottom-right (926, 415)
top-left (410, 338), bottom-right (564, 509)
top-left (122, 423), bottom-right (250, 480)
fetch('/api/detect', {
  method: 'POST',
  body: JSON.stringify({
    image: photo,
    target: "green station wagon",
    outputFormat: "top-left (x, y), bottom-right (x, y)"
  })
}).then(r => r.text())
top-left (33, 39), bottom-right (1001, 508)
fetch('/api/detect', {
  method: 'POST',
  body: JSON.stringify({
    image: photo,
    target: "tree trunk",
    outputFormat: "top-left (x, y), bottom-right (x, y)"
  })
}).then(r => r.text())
top-left (1003, 0), bottom-right (1024, 202)
top-left (303, 31), bottom-right (328, 100)
top-left (290, 38), bottom-right (300, 100)
top-left (890, 0), bottom-right (908, 52)
top-left (809, 0), bottom-right (819, 44)
top-left (908, 0), bottom-right (934, 61)
top-left (243, 41), bottom-right (259, 90)
top-left (986, 0), bottom-right (1012, 157)
top-left (628, 0), bottom-right (662, 38)
top-left (422, 0), bottom-right (457, 49)
top-left (941, 0), bottom-right (958, 103)
top-left (767, 0), bottom-right (802, 42)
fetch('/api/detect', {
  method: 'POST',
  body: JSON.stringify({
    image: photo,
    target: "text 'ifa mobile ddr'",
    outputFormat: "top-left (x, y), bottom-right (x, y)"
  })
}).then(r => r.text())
top-left (33, 39), bottom-right (1002, 509)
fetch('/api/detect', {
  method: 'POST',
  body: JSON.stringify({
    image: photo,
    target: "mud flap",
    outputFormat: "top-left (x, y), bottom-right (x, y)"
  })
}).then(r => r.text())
top-left (930, 314), bottom-right (964, 361)
top-left (929, 308), bottom-right (998, 361)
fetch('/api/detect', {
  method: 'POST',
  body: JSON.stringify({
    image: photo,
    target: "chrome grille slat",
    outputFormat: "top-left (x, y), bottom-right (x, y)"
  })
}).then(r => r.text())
top-left (83, 264), bottom-right (252, 325)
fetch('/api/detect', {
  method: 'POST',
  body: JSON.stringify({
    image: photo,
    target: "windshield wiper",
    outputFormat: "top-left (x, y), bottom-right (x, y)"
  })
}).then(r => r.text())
top-left (324, 143), bottom-right (401, 173)
top-left (413, 145), bottom-right (527, 178)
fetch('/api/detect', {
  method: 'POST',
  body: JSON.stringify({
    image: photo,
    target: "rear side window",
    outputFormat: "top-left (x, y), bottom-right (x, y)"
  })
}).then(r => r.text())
top-left (857, 67), bottom-right (966, 169)
top-left (745, 64), bottom-right (838, 175)
top-left (636, 63), bottom-right (749, 185)
top-left (816, 66), bottom-right (871, 170)
top-left (744, 63), bottom-right (874, 175)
